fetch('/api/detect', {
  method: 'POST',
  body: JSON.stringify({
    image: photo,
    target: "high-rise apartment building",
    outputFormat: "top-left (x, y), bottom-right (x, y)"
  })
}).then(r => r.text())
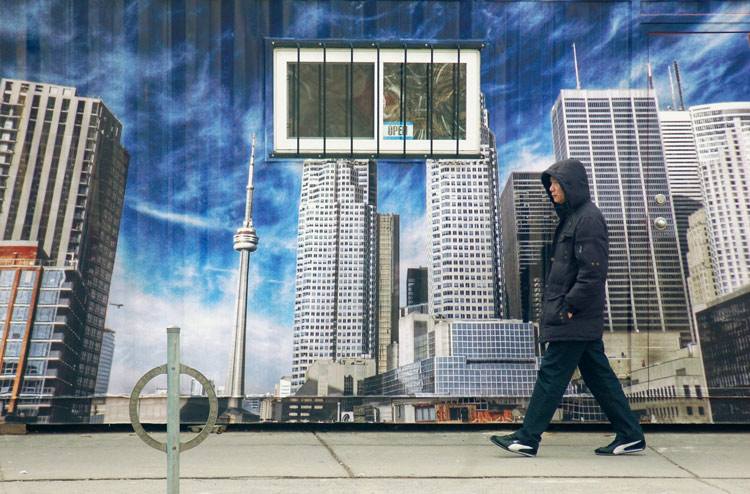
top-left (0, 243), bottom-right (87, 422)
top-left (376, 213), bottom-right (399, 375)
top-left (426, 96), bottom-right (503, 320)
top-left (0, 79), bottom-right (129, 421)
top-left (291, 159), bottom-right (378, 391)
top-left (500, 171), bottom-right (556, 322)
top-left (689, 102), bottom-right (750, 296)
top-left (551, 89), bottom-right (692, 341)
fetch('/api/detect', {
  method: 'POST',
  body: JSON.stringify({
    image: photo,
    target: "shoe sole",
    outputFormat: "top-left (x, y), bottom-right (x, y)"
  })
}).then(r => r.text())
top-left (490, 436), bottom-right (537, 457)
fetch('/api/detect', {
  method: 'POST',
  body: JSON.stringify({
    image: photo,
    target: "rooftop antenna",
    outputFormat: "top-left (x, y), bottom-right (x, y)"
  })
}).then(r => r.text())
top-left (668, 64), bottom-right (677, 110)
top-left (572, 43), bottom-right (581, 90)
top-left (647, 62), bottom-right (654, 90)
top-left (673, 60), bottom-right (685, 111)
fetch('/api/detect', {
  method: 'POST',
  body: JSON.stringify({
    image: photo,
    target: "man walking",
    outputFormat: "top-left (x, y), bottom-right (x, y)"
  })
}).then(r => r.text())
top-left (490, 158), bottom-right (645, 457)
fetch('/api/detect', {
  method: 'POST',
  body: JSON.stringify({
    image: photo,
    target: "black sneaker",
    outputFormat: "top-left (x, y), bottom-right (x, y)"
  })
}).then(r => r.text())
top-left (489, 433), bottom-right (538, 457)
top-left (595, 437), bottom-right (646, 456)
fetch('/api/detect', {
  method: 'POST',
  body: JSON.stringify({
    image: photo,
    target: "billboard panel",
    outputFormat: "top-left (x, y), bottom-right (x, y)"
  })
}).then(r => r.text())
top-left (273, 43), bottom-right (481, 158)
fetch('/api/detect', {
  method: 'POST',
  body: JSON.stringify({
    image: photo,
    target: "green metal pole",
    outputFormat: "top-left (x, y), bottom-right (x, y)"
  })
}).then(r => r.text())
top-left (166, 325), bottom-right (180, 494)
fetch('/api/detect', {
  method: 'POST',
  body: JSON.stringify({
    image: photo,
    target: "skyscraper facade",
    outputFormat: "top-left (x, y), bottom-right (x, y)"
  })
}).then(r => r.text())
top-left (0, 243), bottom-right (87, 422)
top-left (695, 283), bottom-right (750, 422)
top-left (500, 171), bottom-right (556, 322)
top-left (291, 159), bottom-right (378, 391)
top-left (551, 89), bottom-right (692, 341)
top-left (686, 208), bottom-right (718, 308)
top-left (658, 110), bottom-right (703, 288)
top-left (658, 110), bottom-right (703, 203)
top-left (363, 318), bottom-right (537, 398)
top-left (94, 328), bottom-right (115, 396)
top-left (689, 102), bottom-right (750, 296)
top-left (0, 79), bottom-right (129, 421)
top-left (376, 213), bottom-right (399, 375)
top-left (426, 97), bottom-right (503, 320)
top-left (406, 267), bottom-right (428, 306)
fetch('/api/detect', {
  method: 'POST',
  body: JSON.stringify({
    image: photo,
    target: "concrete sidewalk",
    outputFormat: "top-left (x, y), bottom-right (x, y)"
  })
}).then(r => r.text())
top-left (1, 430), bottom-right (749, 493)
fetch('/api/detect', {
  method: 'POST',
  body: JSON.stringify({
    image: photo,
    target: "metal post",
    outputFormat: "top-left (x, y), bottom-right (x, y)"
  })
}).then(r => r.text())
top-left (130, 327), bottom-right (218, 489)
top-left (166, 325), bottom-right (180, 494)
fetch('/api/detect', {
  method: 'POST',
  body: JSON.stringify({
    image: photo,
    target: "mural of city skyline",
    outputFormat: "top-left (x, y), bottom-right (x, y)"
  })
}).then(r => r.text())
top-left (1, 1), bottom-right (748, 421)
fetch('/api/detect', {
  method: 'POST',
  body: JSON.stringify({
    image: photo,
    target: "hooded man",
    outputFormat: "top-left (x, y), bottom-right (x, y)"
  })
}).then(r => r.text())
top-left (490, 158), bottom-right (645, 457)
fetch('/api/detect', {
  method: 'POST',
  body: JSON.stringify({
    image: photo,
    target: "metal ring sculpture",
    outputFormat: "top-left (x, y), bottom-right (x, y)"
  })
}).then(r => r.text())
top-left (129, 363), bottom-right (218, 452)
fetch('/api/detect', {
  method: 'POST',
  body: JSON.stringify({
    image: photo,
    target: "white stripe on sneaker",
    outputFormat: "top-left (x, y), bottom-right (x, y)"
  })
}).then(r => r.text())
top-left (508, 443), bottom-right (534, 452)
top-left (612, 440), bottom-right (643, 455)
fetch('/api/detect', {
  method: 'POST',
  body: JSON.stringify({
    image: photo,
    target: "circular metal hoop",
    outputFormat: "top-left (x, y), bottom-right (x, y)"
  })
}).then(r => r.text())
top-left (129, 364), bottom-right (219, 453)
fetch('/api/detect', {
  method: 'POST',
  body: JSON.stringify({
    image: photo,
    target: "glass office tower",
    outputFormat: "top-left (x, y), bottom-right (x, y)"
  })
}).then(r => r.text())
top-left (551, 89), bottom-right (692, 341)
top-left (426, 96), bottom-right (503, 320)
top-left (291, 159), bottom-right (378, 391)
top-left (376, 214), bottom-right (399, 375)
top-left (363, 319), bottom-right (537, 397)
top-left (500, 171), bottom-right (557, 323)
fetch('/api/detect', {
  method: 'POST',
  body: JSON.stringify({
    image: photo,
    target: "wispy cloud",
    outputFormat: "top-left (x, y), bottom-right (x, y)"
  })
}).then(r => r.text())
top-left (378, 161), bottom-right (426, 216)
top-left (131, 201), bottom-right (234, 231)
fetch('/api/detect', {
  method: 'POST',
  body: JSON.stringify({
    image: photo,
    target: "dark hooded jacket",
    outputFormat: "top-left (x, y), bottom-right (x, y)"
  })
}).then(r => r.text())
top-left (539, 159), bottom-right (608, 343)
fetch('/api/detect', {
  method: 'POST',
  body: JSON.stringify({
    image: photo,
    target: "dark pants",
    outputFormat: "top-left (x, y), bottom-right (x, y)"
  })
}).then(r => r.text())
top-left (516, 339), bottom-right (643, 447)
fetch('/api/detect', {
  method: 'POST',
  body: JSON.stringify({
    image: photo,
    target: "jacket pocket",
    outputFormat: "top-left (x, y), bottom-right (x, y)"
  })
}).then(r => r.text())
top-left (554, 233), bottom-right (575, 264)
top-left (542, 295), bottom-right (569, 327)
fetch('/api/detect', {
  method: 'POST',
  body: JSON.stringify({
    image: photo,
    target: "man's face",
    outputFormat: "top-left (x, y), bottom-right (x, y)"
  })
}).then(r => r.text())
top-left (549, 177), bottom-right (565, 204)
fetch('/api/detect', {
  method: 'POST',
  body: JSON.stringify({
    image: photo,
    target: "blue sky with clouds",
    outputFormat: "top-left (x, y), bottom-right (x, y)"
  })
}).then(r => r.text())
top-left (1, 1), bottom-right (748, 394)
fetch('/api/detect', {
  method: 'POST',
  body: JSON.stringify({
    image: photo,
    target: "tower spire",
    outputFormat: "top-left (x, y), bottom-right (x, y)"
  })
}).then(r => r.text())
top-left (668, 64), bottom-right (677, 110)
top-left (673, 60), bottom-right (685, 111)
top-left (226, 134), bottom-right (259, 405)
top-left (242, 135), bottom-right (257, 230)
top-left (572, 43), bottom-right (581, 90)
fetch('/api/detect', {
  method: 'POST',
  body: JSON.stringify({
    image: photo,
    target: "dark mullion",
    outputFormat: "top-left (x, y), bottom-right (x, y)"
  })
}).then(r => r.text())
top-left (296, 44), bottom-right (300, 156)
top-left (429, 45), bottom-right (434, 156)
top-left (318, 64), bottom-right (323, 140)
top-left (452, 60), bottom-right (456, 146)
top-left (323, 43), bottom-right (327, 156)
top-left (350, 44), bottom-right (354, 156)
top-left (456, 45), bottom-right (461, 157)
top-left (376, 44), bottom-right (380, 158)
top-left (402, 44), bottom-right (407, 158)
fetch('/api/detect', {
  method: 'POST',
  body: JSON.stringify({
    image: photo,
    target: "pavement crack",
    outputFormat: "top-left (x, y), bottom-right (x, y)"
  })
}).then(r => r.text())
top-left (313, 431), bottom-right (354, 478)
top-left (648, 446), bottom-right (732, 494)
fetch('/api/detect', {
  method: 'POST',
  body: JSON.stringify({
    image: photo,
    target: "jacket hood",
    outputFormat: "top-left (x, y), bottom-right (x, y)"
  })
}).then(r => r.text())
top-left (541, 159), bottom-right (591, 212)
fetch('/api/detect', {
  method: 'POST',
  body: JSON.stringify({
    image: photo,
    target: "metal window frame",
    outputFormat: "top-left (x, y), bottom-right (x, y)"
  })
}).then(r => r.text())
top-left (271, 39), bottom-right (484, 160)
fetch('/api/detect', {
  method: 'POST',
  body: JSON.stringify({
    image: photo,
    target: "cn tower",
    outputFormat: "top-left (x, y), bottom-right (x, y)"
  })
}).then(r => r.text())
top-left (225, 134), bottom-right (259, 405)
